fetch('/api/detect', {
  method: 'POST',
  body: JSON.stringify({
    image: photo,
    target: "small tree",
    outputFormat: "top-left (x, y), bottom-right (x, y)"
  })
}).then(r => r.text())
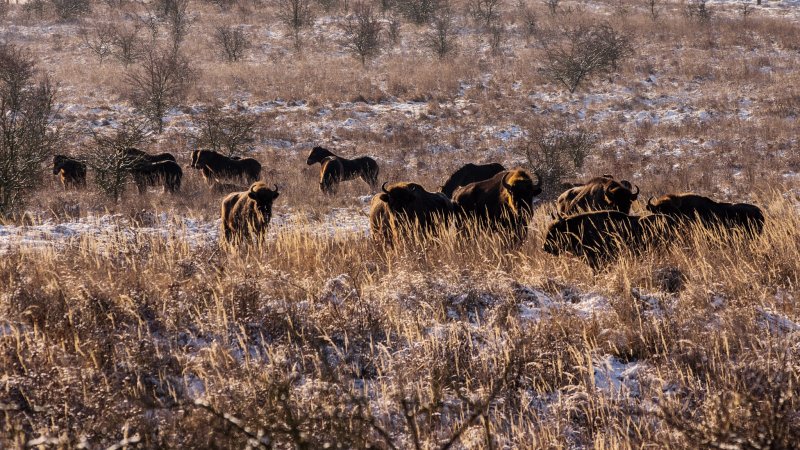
top-left (86, 119), bottom-right (151, 202)
top-left (214, 25), bottom-right (252, 62)
top-left (544, 0), bottom-right (558, 15)
top-left (685, 0), bottom-right (712, 22)
top-left (125, 48), bottom-right (193, 133)
top-left (112, 22), bottom-right (145, 66)
top-left (194, 104), bottom-right (258, 157)
top-left (466, 0), bottom-right (501, 28)
top-left (423, 3), bottom-right (458, 59)
top-left (398, 0), bottom-right (440, 24)
top-left (276, 0), bottom-right (315, 49)
top-left (79, 22), bottom-right (115, 64)
top-left (0, 44), bottom-right (60, 217)
top-left (164, 0), bottom-right (192, 50)
top-left (341, 2), bottom-right (383, 65)
top-left (646, 0), bottom-right (662, 21)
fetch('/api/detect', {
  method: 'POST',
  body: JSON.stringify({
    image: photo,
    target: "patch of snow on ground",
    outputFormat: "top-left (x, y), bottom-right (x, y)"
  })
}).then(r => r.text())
top-left (757, 307), bottom-right (800, 334)
top-left (593, 355), bottom-right (646, 397)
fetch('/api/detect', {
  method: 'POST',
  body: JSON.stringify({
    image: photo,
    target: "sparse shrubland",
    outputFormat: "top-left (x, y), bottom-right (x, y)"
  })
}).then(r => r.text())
top-left (1, 0), bottom-right (799, 447)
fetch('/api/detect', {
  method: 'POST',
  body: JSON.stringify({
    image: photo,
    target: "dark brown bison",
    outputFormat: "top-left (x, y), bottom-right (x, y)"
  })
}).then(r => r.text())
top-left (370, 182), bottom-right (453, 246)
top-left (556, 175), bottom-right (639, 216)
top-left (191, 149), bottom-right (261, 184)
top-left (307, 146), bottom-right (379, 194)
top-left (440, 162), bottom-right (506, 198)
top-left (543, 211), bottom-right (678, 269)
top-left (53, 155), bottom-right (87, 189)
top-left (452, 169), bottom-right (542, 246)
top-left (221, 181), bottom-right (280, 242)
top-left (124, 147), bottom-right (176, 164)
top-left (645, 193), bottom-right (764, 235)
top-left (130, 160), bottom-right (183, 194)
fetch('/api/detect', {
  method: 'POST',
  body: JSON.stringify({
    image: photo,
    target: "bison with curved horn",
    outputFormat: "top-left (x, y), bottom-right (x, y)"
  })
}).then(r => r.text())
top-left (307, 146), bottom-right (379, 194)
top-left (440, 162), bottom-right (506, 198)
top-left (452, 169), bottom-right (542, 246)
top-left (192, 149), bottom-right (261, 185)
top-left (370, 181), bottom-right (453, 246)
top-left (556, 175), bottom-right (639, 216)
top-left (129, 160), bottom-right (183, 194)
top-left (221, 182), bottom-right (280, 243)
top-left (645, 193), bottom-right (764, 236)
top-left (53, 155), bottom-right (87, 189)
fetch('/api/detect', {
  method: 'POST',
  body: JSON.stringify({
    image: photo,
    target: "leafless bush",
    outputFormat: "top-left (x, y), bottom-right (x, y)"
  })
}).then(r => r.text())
top-left (423, 3), bottom-right (458, 59)
top-left (214, 25), bottom-right (252, 62)
top-left (86, 120), bottom-right (151, 202)
top-left (467, 0), bottom-right (501, 28)
top-left (79, 22), bottom-right (115, 64)
top-left (0, 44), bottom-right (59, 217)
top-left (164, 0), bottom-right (192, 49)
top-left (341, 2), bottom-right (383, 65)
top-left (685, 0), bottom-right (712, 22)
top-left (517, 0), bottom-right (537, 41)
top-left (50, 0), bottom-right (91, 21)
top-left (125, 48), bottom-right (194, 133)
top-left (386, 15), bottom-right (402, 47)
top-left (488, 23), bottom-right (505, 55)
top-left (539, 23), bottom-right (632, 93)
top-left (515, 120), bottom-right (595, 195)
top-left (112, 22), bottom-right (145, 66)
top-left (543, 0), bottom-right (558, 14)
top-left (276, 0), bottom-right (315, 49)
top-left (646, 0), bottom-right (662, 21)
top-left (193, 104), bottom-right (258, 157)
top-left (397, 0), bottom-right (440, 24)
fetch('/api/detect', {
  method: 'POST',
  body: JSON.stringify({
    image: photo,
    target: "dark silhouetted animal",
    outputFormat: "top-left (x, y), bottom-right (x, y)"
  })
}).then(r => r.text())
top-left (440, 163), bottom-right (506, 198)
top-left (645, 194), bottom-right (764, 235)
top-left (130, 160), bottom-right (182, 194)
top-left (369, 182), bottom-right (453, 246)
top-left (191, 149), bottom-right (261, 184)
top-left (556, 175), bottom-right (639, 216)
top-left (452, 169), bottom-right (542, 246)
top-left (53, 155), bottom-right (87, 189)
top-left (221, 182), bottom-right (280, 242)
top-left (307, 146), bottom-right (379, 193)
top-left (124, 147), bottom-right (176, 164)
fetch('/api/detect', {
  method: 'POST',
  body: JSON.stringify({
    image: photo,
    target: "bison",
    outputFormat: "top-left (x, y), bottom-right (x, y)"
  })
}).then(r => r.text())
top-left (645, 193), bottom-right (764, 235)
top-left (452, 169), bottom-right (542, 246)
top-left (130, 160), bottom-right (183, 194)
top-left (53, 155), bottom-right (87, 189)
top-left (440, 162), bottom-right (506, 198)
top-left (191, 149), bottom-right (261, 184)
top-left (124, 147), bottom-right (176, 164)
top-left (307, 146), bottom-right (379, 194)
top-left (369, 182), bottom-right (453, 246)
top-left (556, 175), bottom-right (639, 216)
top-left (221, 181), bottom-right (280, 242)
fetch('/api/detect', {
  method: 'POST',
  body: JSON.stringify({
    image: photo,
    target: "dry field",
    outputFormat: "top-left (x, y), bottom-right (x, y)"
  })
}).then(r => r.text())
top-left (1, 0), bottom-right (799, 448)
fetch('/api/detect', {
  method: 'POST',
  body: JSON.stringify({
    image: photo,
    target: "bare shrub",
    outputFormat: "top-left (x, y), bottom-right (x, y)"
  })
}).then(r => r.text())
top-left (213, 25), bottom-right (252, 62)
top-left (397, 0), bottom-right (440, 24)
top-left (340, 1), bottom-right (383, 65)
top-left (112, 22), bottom-right (145, 66)
top-left (0, 44), bottom-right (59, 217)
top-left (685, 0), bottom-right (712, 22)
top-left (79, 22), bottom-right (115, 64)
top-left (467, 0), bottom-right (501, 28)
top-left (276, 0), bottom-right (315, 49)
top-left (488, 23), bottom-right (505, 55)
top-left (85, 120), bottom-right (151, 202)
top-left (539, 23), bottom-right (632, 93)
top-left (646, 0), bottom-right (662, 21)
top-left (125, 48), bottom-right (194, 133)
top-left (515, 119), bottom-right (595, 195)
top-left (164, 0), bottom-right (192, 49)
top-left (386, 15), bottom-right (402, 47)
top-left (544, 0), bottom-right (558, 14)
top-left (423, 3), bottom-right (458, 59)
top-left (193, 104), bottom-right (258, 157)
top-left (517, 0), bottom-right (537, 41)
top-left (50, 0), bottom-right (91, 21)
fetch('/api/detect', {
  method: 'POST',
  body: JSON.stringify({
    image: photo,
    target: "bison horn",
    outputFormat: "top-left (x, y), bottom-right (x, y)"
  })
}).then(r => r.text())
top-left (250, 184), bottom-right (258, 194)
top-left (381, 181), bottom-right (389, 194)
top-left (533, 172), bottom-right (542, 187)
top-left (501, 173), bottom-right (513, 190)
top-left (273, 184), bottom-right (279, 193)
top-left (647, 196), bottom-right (654, 207)
top-left (632, 184), bottom-right (640, 196)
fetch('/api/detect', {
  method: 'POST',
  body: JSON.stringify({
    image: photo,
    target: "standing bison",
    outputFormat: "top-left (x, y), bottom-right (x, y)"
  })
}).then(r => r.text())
top-left (124, 147), bottom-right (176, 165)
top-left (53, 155), bottom-right (87, 189)
top-left (192, 149), bottom-right (261, 184)
top-left (645, 194), bottom-right (764, 235)
top-left (440, 162), bottom-right (506, 198)
top-left (369, 182), bottom-right (453, 246)
top-left (221, 181), bottom-right (280, 242)
top-left (130, 160), bottom-right (183, 194)
top-left (556, 175), bottom-right (639, 216)
top-left (307, 146), bottom-right (379, 194)
top-left (452, 169), bottom-right (542, 246)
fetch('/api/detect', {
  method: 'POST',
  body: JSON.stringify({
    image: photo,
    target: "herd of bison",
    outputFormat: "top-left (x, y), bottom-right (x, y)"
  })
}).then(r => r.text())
top-left (50, 146), bottom-right (765, 269)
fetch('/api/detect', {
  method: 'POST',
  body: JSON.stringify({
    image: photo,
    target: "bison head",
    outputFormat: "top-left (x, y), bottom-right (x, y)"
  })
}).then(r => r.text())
top-left (542, 217), bottom-right (569, 255)
top-left (247, 182), bottom-right (280, 215)
top-left (604, 182), bottom-right (639, 213)
top-left (380, 182), bottom-right (425, 211)
top-left (645, 195), bottom-right (679, 215)
top-left (53, 155), bottom-right (66, 175)
top-left (501, 169), bottom-right (542, 213)
top-left (307, 146), bottom-right (332, 165)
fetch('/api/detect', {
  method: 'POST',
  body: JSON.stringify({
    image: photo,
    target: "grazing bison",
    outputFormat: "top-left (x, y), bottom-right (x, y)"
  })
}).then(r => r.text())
top-left (130, 160), bottom-right (183, 194)
top-left (369, 182), bottom-right (454, 246)
top-left (452, 169), bottom-right (542, 246)
top-left (53, 155), bottom-right (87, 189)
top-left (645, 194), bottom-right (765, 235)
top-left (124, 147), bottom-right (176, 164)
top-left (221, 181), bottom-right (280, 242)
top-left (307, 146), bottom-right (379, 193)
top-left (440, 162), bottom-right (506, 198)
top-left (191, 149), bottom-right (261, 184)
top-left (556, 175), bottom-right (639, 216)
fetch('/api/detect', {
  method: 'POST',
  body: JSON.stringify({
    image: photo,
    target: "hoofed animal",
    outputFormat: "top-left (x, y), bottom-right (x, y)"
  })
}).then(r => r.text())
top-left (369, 182), bottom-right (453, 246)
top-left (440, 162), bottom-right (506, 198)
top-left (307, 146), bottom-right (379, 193)
top-left (53, 155), bottom-right (87, 189)
top-left (452, 169), bottom-right (542, 246)
top-left (645, 193), bottom-right (764, 235)
top-left (130, 160), bottom-right (183, 194)
top-left (191, 149), bottom-right (261, 184)
top-left (556, 175), bottom-right (639, 216)
top-left (124, 147), bottom-right (176, 164)
top-left (221, 182), bottom-right (280, 242)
